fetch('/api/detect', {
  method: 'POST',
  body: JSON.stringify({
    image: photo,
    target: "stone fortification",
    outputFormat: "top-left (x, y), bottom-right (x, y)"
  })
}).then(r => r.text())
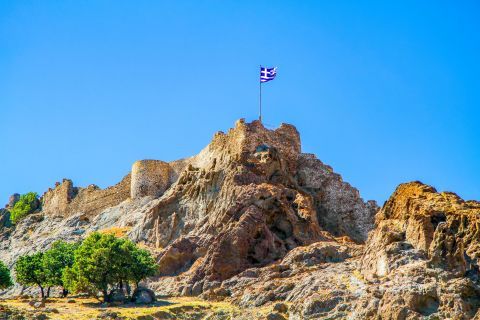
top-left (41, 175), bottom-right (131, 218)
top-left (131, 160), bottom-right (173, 199)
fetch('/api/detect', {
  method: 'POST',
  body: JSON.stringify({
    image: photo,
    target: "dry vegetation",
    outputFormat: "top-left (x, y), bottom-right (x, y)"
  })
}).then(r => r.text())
top-left (0, 296), bottom-right (256, 320)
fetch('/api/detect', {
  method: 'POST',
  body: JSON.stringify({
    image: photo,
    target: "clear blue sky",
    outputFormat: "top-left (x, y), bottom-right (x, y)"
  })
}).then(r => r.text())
top-left (1, 1), bottom-right (479, 206)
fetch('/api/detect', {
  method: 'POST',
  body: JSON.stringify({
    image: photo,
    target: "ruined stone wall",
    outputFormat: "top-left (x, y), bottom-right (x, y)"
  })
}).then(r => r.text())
top-left (41, 174), bottom-right (131, 217)
top-left (131, 160), bottom-right (173, 199)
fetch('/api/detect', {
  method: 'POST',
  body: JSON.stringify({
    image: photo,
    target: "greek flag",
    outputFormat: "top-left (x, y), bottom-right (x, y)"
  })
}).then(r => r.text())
top-left (260, 67), bottom-right (277, 83)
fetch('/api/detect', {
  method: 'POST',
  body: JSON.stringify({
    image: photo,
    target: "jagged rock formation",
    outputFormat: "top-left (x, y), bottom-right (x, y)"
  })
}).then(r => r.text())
top-left (1, 119), bottom-right (479, 319)
top-left (358, 182), bottom-right (480, 319)
top-left (128, 119), bottom-right (377, 293)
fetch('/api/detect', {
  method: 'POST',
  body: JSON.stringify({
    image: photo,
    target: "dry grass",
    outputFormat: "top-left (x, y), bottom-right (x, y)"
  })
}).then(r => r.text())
top-left (0, 296), bottom-right (242, 320)
top-left (98, 227), bottom-right (131, 238)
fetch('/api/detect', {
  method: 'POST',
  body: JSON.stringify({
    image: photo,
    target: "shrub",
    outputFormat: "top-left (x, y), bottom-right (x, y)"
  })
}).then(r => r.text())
top-left (10, 192), bottom-right (39, 224)
top-left (63, 232), bottom-right (157, 302)
top-left (0, 260), bottom-right (13, 290)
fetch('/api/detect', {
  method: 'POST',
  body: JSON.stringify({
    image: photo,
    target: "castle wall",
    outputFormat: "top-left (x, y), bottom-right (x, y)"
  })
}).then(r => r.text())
top-left (41, 175), bottom-right (131, 217)
top-left (131, 160), bottom-right (172, 199)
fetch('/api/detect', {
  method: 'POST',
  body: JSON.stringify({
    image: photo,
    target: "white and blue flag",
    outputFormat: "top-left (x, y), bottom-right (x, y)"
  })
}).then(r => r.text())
top-left (260, 67), bottom-right (277, 83)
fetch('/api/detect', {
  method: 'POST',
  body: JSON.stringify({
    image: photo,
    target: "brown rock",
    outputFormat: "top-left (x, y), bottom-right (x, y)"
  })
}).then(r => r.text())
top-left (29, 300), bottom-right (45, 308)
top-left (359, 181), bottom-right (480, 319)
top-left (132, 120), bottom-right (376, 296)
top-left (273, 302), bottom-right (288, 313)
top-left (7, 193), bottom-right (20, 209)
top-left (265, 312), bottom-right (286, 320)
top-left (361, 181), bottom-right (480, 280)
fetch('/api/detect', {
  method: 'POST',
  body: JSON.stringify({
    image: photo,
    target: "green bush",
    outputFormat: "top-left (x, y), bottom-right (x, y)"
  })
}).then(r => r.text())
top-left (0, 260), bottom-right (13, 290)
top-left (10, 192), bottom-right (39, 224)
top-left (63, 232), bottom-right (157, 302)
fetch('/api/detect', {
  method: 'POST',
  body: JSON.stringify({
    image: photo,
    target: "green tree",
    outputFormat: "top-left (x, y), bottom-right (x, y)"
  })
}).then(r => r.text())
top-left (43, 240), bottom-right (78, 297)
top-left (15, 252), bottom-right (49, 298)
top-left (63, 232), bottom-right (157, 302)
top-left (0, 260), bottom-right (13, 290)
top-left (10, 192), bottom-right (39, 224)
top-left (129, 246), bottom-right (157, 289)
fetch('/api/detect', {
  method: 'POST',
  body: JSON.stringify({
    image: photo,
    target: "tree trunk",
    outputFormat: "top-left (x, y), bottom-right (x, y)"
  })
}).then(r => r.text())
top-left (46, 287), bottom-right (51, 298)
top-left (126, 282), bottom-right (131, 300)
top-left (39, 286), bottom-right (44, 298)
top-left (62, 288), bottom-right (69, 297)
top-left (102, 289), bottom-right (109, 303)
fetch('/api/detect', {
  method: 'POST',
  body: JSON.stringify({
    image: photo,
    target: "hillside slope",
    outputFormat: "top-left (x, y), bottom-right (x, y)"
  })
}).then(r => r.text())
top-left (1, 120), bottom-right (479, 319)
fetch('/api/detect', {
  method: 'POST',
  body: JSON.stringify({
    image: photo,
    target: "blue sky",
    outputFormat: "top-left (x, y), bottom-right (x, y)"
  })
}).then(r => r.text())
top-left (1, 1), bottom-right (479, 205)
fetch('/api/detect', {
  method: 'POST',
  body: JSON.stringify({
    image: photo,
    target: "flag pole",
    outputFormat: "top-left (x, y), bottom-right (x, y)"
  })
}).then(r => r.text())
top-left (259, 65), bottom-right (262, 123)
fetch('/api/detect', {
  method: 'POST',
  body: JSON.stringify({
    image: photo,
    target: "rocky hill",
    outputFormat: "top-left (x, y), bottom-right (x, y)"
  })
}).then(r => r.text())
top-left (1, 119), bottom-right (479, 319)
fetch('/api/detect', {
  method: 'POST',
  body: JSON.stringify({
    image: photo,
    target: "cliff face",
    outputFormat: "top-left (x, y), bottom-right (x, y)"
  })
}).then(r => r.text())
top-left (1, 120), bottom-right (479, 319)
top-left (358, 182), bottom-right (480, 319)
top-left (127, 119), bottom-right (376, 290)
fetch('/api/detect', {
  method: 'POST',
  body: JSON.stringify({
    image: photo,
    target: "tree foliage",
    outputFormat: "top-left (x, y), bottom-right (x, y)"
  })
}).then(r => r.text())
top-left (14, 252), bottom-right (48, 298)
top-left (63, 232), bottom-right (157, 302)
top-left (10, 192), bottom-right (39, 224)
top-left (43, 240), bottom-right (78, 296)
top-left (13, 233), bottom-right (157, 301)
top-left (129, 247), bottom-right (157, 288)
top-left (0, 260), bottom-right (13, 290)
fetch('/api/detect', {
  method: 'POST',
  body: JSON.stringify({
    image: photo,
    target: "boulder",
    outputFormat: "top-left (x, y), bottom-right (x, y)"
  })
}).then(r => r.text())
top-left (29, 300), bottom-right (45, 308)
top-left (132, 287), bottom-right (156, 304)
top-left (107, 289), bottom-right (127, 304)
top-left (265, 312), bottom-right (286, 320)
top-left (272, 303), bottom-right (288, 314)
top-left (97, 311), bottom-right (124, 320)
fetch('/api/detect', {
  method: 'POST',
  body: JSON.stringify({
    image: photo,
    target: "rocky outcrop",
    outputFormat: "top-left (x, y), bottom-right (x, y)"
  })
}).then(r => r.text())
top-left (126, 119), bottom-right (376, 295)
top-left (361, 181), bottom-right (480, 281)
top-left (6, 193), bottom-right (20, 209)
top-left (0, 209), bottom-right (10, 229)
top-left (358, 182), bottom-right (480, 319)
top-left (297, 153), bottom-right (378, 243)
top-left (4, 119), bottom-right (479, 319)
